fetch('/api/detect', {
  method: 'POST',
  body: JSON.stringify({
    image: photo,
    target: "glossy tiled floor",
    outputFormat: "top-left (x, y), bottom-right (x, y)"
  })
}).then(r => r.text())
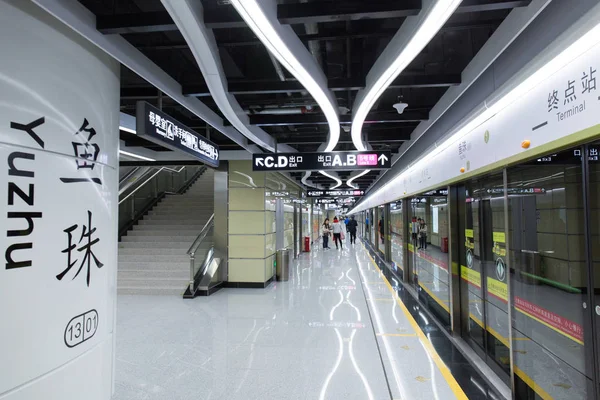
top-left (113, 239), bottom-right (496, 400)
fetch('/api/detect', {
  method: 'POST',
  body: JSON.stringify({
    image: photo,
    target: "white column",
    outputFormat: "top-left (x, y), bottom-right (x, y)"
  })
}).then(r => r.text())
top-left (0, 1), bottom-right (119, 399)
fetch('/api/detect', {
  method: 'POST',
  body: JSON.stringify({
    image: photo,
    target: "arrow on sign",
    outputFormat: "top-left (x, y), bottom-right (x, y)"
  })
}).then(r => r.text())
top-left (256, 158), bottom-right (264, 167)
top-left (378, 154), bottom-right (388, 165)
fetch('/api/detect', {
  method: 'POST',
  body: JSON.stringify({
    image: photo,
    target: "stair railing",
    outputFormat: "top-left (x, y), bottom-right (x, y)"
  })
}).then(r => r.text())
top-left (186, 213), bottom-right (214, 295)
top-left (118, 165), bottom-right (206, 239)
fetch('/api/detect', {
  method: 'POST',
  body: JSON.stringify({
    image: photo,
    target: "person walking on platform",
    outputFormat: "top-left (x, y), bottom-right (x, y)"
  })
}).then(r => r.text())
top-left (412, 217), bottom-right (420, 248)
top-left (418, 219), bottom-right (428, 250)
top-left (344, 216), bottom-right (350, 232)
top-left (322, 218), bottom-right (331, 249)
top-left (331, 217), bottom-right (344, 250)
top-left (347, 216), bottom-right (358, 244)
top-left (379, 216), bottom-right (385, 244)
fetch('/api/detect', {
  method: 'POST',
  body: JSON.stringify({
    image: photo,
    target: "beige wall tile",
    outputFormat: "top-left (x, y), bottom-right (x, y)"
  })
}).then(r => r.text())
top-left (230, 187), bottom-right (265, 211)
top-left (592, 235), bottom-right (600, 260)
top-left (590, 209), bottom-right (600, 236)
top-left (536, 210), bottom-right (556, 233)
top-left (550, 186), bottom-right (566, 208)
top-left (537, 233), bottom-right (567, 259)
top-left (229, 235), bottom-right (266, 258)
top-left (228, 259), bottom-right (266, 282)
top-left (542, 257), bottom-right (569, 285)
top-left (265, 255), bottom-right (275, 281)
top-left (567, 209), bottom-right (584, 235)
top-left (266, 211), bottom-right (276, 233)
top-left (266, 233), bottom-right (276, 257)
top-left (229, 211), bottom-right (266, 235)
top-left (265, 199), bottom-right (277, 211)
top-left (565, 183), bottom-right (583, 208)
top-left (284, 229), bottom-right (293, 248)
top-left (229, 160), bottom-right (266, 188)
top-left (568, 234), bottom-right (585, 261)
top-left (569, 262), bottom-right (587, 288)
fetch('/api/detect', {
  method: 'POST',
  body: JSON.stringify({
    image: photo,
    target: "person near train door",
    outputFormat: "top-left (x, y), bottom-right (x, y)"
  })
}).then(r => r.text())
top-left (418, 220), bottom-right (428, 250)
top-left (331, 217), bottom-right (344, 250)
top-left (347, 216), bottom-right (358, 244)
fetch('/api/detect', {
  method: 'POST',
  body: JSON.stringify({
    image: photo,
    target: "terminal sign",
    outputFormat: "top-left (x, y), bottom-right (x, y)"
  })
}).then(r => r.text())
top-left (252, 151), bottom-right (391, 171)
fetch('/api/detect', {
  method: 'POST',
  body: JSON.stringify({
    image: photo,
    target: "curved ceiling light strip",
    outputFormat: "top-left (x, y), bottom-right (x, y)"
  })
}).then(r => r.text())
top-left (346, 170), bottom-right (369, 189)
top-left (351, 0), bottom-right (462, 151)
top-left (350, 11), bottom-right (600, 214)
top-left (230, 0), bottom-right (341, 153)
top-left (302, 171), bottom-right (320, 189)
top-left (161, 0), bottom-right (295, 154)
top-left (319, 171), bottom-right (342, 190)
top-left (346, 142), bottom-right (373, 188)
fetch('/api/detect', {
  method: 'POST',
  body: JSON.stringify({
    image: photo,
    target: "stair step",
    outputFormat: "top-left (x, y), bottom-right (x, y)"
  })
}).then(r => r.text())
top-left (119, 242), bottom-right (190, 249)
top-left (127, 230), bottom-right (201, 237)
top-left (118, 261), bottom-right (189, 270)
top-left (119, 255), bottom-right (190, 263)
top-left (117, 286), bottom-right (185, 295)
top-left (116, 175), bottom-right (215, 296)
top-left (121, 236), bottom-right (198, 242)
top-left (138, 219), bottom-right (207, 225)
top-left (119, 247), bottom-right (207, 256)
top-left (149, 209), bottom-right (213, 215)
top-left (133, 225), bottom-right (206, 231)
top-left (118, 244), bottom-right (211, 255)
top-left (118, 270), bottom-right (189, 279)
top-left (152, 203), bottom-right (215, 211)
top-left (142, 215), bottom-right (208, 221)
top-left (119, 277), bottom-right (188, 286)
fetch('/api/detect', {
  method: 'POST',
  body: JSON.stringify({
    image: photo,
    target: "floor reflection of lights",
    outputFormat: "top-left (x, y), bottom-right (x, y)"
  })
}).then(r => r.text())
top-left (318, 255), bottom-right (375, 400)
top-left (356, 254), bottom-right (408, 399)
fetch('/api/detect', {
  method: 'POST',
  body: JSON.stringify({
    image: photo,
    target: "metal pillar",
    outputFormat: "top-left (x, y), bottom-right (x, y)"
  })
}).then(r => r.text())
top-left (214, 163), bottom-right (228, 282)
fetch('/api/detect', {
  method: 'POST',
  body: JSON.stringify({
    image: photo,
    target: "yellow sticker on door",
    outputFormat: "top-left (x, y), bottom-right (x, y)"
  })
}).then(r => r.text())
top-left (487, 277), bottom-right (508, 303)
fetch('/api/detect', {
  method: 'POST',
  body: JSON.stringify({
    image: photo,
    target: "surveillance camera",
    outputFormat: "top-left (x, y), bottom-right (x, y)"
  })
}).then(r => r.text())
top-left (393, 102), bottom-right (408, 114)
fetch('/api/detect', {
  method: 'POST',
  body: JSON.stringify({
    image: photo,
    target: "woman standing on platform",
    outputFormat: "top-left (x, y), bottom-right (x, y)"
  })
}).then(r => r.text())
top-left (418, 220), bottom-right (428, 250)
top-left (331, 217), bottom-right (344, 250)
top-left (322, 218), bottom-right (331, 249)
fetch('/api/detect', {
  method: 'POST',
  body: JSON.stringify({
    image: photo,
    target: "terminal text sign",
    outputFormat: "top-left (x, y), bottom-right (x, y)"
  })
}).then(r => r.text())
top-left (252, 151), bottom-right (391, 171)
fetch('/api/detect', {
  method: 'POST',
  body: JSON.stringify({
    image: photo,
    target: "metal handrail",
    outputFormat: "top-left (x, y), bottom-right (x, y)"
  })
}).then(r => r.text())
top-left (119, 166), bottom-right (141, 185)
top-left (187, 214), bottom-right (214, 256)
top-left (118, 165), bottom-right (204, 204)
top-left (187, 213), bottom-right (214, 292)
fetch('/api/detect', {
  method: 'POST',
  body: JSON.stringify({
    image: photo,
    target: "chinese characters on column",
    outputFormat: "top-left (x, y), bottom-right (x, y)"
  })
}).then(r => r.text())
top-left (60, 119), bottom-right (102, 185)
top-left (57, 210), bottom-right (104, 287)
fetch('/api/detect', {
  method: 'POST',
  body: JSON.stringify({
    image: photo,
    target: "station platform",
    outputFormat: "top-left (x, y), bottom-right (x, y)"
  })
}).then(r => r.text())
top-left (112, 239), bottom-right (502, 400)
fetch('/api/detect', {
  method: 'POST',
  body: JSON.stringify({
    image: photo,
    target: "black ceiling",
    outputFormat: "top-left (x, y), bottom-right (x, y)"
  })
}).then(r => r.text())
top-left (78, 0), bottom-right (527, 189)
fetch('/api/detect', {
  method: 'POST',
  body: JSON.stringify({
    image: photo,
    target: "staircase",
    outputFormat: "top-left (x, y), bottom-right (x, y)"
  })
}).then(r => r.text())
top-left (118, 169), bottom-right (214, 295)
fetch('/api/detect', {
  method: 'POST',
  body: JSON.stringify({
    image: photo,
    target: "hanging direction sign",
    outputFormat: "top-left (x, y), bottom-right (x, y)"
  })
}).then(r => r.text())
top-left (314, 197), bottom-right (358, 204)
top-left (136, 101), bottom-right (220, 167)
top-left (308, 189), bottom-right (365, 197)
top-left (252, 151), bottom-right (391, 171)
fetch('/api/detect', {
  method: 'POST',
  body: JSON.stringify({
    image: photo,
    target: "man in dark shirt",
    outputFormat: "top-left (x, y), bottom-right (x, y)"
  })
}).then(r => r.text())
top-left (347, 216), bottom-right (358, 244)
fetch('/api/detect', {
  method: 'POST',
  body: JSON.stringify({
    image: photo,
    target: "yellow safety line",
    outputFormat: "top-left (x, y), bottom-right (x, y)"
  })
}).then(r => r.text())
top-left (366, 245), bottom-right (548, 399)
top-left (418, 282), bottom-right (450, 313)
top-left (514, 366), bottom-right (553, 400)
top-left (362, 246), bottom-right (468, 400)
top-left (376, 333), bottom-right (418, 337)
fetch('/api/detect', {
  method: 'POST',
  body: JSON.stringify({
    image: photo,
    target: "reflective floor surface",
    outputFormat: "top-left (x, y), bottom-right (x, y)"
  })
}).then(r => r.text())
top-left (113, 238), bottom-right (499, 400)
